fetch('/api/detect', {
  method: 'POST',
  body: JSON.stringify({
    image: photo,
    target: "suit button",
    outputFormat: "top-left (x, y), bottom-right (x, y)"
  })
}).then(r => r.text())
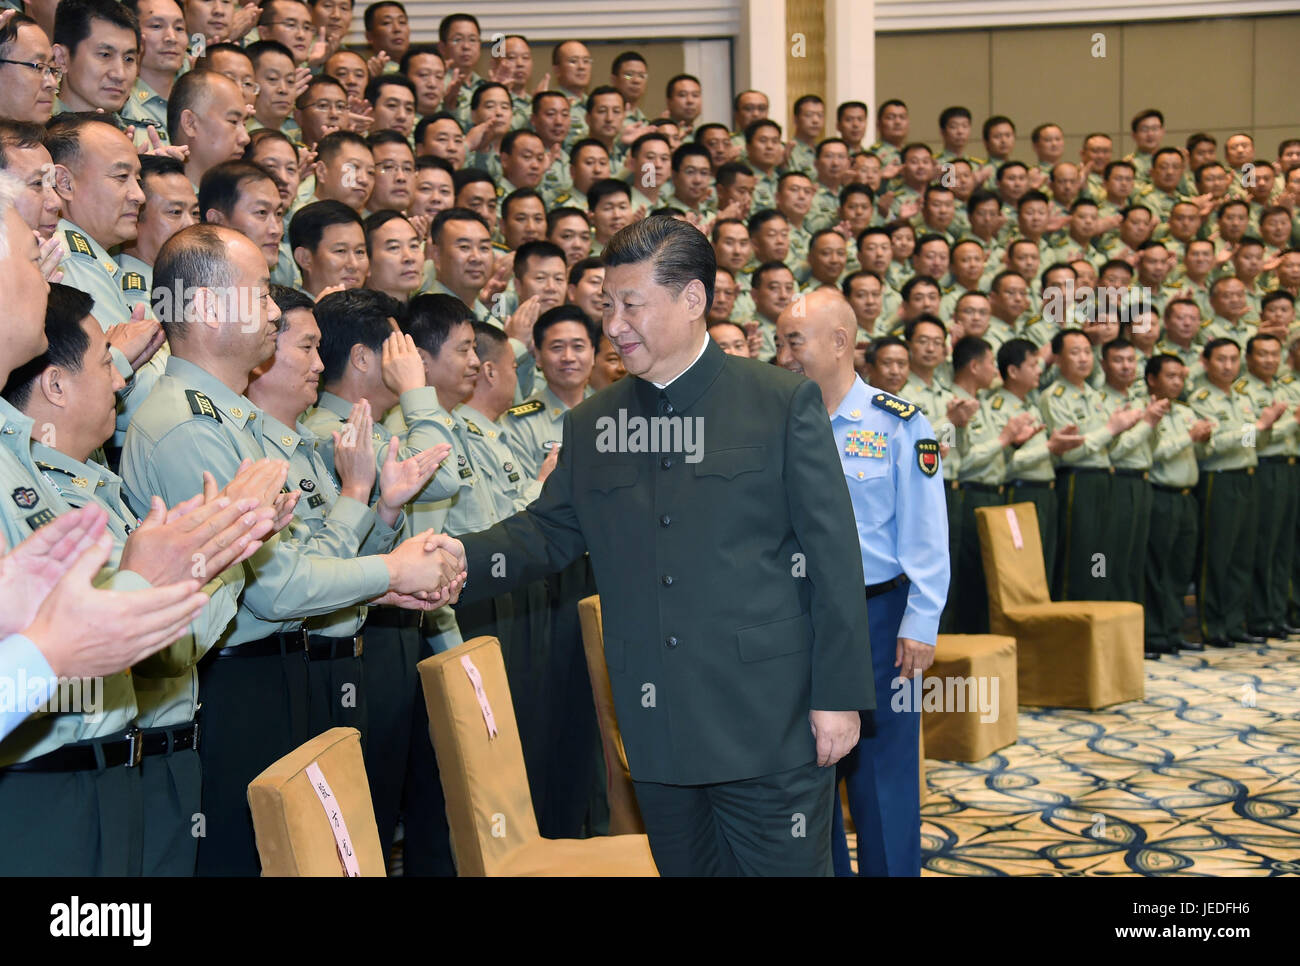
top-left (665, 636), bottom-right (679, 648)
top-left (660, 456), bottom-right (673, 469)
top-left (661, 574), bottom-right (673, 586)
top-left (664, 402), bottom-right (675, 414)
top-left (659, 514), bottom-right (671, 527)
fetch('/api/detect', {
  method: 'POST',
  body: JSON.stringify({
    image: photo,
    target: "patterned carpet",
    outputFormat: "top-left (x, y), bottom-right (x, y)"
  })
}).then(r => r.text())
top-left (920, 638), bottom-right (1300, 876)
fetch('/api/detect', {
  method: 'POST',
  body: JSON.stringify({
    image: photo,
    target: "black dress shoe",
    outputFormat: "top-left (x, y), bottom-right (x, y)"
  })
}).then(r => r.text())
top-left (1235, 633), bottom-right (1266, 645)
top-left (1281, 624), bottom-right (1300, 637)
top-left (1144, 650), bottom-right (1162, 660)
top-left (1205, 638), bottom-right (1235, 648)
top-left (1146, 642), bottom-right (1178, 657)
top-left (1179, 639), bottom-right (1205, 652)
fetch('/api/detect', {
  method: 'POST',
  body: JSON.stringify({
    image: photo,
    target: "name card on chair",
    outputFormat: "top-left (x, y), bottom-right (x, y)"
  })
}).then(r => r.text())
top-left (460, 655), bottom-right (499, 739)
top-left (305, 761), bottom-right (361, 877)
top-left (1006, 507), bottom-right (1024, 550)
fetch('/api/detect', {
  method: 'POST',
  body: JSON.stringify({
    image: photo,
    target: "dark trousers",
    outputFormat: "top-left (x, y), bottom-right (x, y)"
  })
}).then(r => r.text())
top-left (139, 736), bottom-right (201, 876)
top-left (401, 633), bottom-right (456, 877)
top-left (939, 482), bottom-right (961, 634)
top-left (0, 740), bottom-right (143, 875)
top-left (1109, 474), bottom-right (1152, 604)
top-left (1145, 487), bottom-right (1197, 650)
top-left (1250, 459), bottom-right (1298, 633)
top-left (360, 610), bottom-right (421, 863)
top-left (1196, 469), bottom-right (1258, 641)
top-left (956, 484), bottom-right (1005, 632)
top-left (1006, 480), bottom-right (1058, 591)
top-left (1055, 470), bottom-right (1113, 601)
top-left (632, 759), bottom-right (835, 876)
top-left (194, 644), bottom-right (309, 876)
top-left (830, 581), bottom-right (919, 877)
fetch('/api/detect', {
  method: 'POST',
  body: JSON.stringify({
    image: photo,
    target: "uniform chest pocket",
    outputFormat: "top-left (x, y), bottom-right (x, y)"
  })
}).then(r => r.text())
top-left (692, 445), bottom-right (766, 480)
top-left (844, 455), bottom-right (890, 485)
top-left (588, 463), bottom-right (640, 492)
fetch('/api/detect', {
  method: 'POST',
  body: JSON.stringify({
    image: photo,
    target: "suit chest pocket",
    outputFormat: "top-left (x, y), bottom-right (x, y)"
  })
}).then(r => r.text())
top-left (692, 445), bottom-right (767, 480)
top-left (587, 463), bottom-right (640, 493)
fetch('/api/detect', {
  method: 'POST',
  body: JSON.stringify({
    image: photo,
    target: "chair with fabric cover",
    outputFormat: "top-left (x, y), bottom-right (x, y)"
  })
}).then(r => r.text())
top-left (418, 636), bottom-right (658, 876)
top-left (976, 502), bottom-right (1143, 709)
top-left (924, 635), bottom-right (1019, 760)
top-left (248, 727), bottom-right (386, 876)
top-left (577, 595), bottom-right (645, 835)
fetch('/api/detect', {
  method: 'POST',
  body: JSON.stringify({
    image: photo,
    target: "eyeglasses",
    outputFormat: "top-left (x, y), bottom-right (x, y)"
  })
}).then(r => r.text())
top-left (307, 100), bottom-right (348, 113)
top-left (377, 161), bottom-right (415, 176)
top-left (0, 59), bottom-right (63, 83)
top-left (620, 72), bottom-right (647, 81)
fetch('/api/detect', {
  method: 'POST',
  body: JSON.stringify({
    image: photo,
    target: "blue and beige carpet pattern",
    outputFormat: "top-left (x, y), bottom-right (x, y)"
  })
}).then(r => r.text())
top-left (920, 639), bottom-right (1300, 876)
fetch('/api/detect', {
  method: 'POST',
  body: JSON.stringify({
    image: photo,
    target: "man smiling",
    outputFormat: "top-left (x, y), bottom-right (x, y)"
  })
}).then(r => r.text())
top-left (429, 217), bottom-right (873, 876)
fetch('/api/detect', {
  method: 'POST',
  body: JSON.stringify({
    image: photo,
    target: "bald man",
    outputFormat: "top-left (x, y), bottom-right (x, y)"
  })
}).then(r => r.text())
top-left (776, 287), bottom-right (949, 877)
top-left (169, 69), bottom-right (252, 187)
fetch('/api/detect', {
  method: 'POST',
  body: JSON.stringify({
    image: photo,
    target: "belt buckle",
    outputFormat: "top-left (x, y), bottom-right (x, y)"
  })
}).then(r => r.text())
top-left (353, 634), bottom-right (364, 659)
top-left (126, 727), bottom-right (142, 768)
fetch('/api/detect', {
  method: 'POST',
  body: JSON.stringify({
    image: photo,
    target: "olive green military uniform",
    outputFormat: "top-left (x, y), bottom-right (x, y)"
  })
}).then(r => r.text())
top-left (29, 440), bottom-right (240, 875)
top-left (1146, 401), bottom-right (1201, 652)
top-left (1040, 377), bottom-right (1118, 601)
top-left (1237, 371), bottom-right (1300, 635)
top-left (452, 70), bottom-right (487, 128)
top-left (1199, 315), bottom-right (1257, 350)
top-left (955, 384), bottom-right (1007, 632)
top-left (1187, 381), bottom-right (1260, 642)
top-left (0, 396), bottom-right (162, 876)
top-left (121, 356), bottom-right (397, 875)
top-left (987, 386), bottom-right (1059, 589)
top-left (1100, 381), bottom-right (1155, 603)
top-left (806, 183), bottom-right (840, 233)
top-left (120, 78), bottom-right (170, 144)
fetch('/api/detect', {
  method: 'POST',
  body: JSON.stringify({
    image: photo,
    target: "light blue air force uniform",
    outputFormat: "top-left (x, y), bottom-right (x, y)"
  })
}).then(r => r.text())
top-left (828, 378), bottom-right (950, 878)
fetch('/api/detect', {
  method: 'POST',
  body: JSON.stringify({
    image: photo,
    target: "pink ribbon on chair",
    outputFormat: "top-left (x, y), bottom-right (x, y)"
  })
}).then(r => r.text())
top-left (460, 654), bottom-right (499, 739)
top-left (1006, 507), bottom-right (1024, 550)
top-left (305, 761), bottom-right (361, 877)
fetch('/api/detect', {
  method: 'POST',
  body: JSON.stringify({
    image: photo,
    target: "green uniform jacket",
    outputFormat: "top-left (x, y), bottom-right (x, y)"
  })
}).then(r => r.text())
top-left (457, 339), bottom-right (874, 785)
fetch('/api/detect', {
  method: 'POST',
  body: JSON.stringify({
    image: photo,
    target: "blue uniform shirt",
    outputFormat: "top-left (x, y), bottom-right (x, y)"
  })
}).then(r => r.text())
top-left (831, 377), bottom-right (950, 645)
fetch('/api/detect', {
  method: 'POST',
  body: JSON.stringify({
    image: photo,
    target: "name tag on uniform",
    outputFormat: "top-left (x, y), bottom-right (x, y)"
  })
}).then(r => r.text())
top-left (845, 429), bottom-right (887, 458)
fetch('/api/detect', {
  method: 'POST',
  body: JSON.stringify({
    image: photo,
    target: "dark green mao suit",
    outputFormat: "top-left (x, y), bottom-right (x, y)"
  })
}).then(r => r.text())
top-left (458, 338), bottom-right (874, 875)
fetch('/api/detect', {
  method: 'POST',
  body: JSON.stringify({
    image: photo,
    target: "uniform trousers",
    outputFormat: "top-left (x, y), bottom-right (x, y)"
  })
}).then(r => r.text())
top-left (1250, 459), bottom-right (1298, 634)
top-left (956, 484), bottom-right (1005, 632)
top-left (939, 482), bottom-right (961, 634)
top-left (1145, 486), bottom-right (1197, 650)
top-left (830, 580), bottom-right (920, 877)
top-left (1109, 472), bottom-right (1152, 604)
top-left (1055, 469), bottom-right (1113, 601)
top-left (1195, 469), bottom-right (1258, 641)
top-left (632, 759), bottom-right (835, 876)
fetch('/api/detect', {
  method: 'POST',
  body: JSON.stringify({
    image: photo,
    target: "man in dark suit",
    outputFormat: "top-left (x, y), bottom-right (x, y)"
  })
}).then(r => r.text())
top-left (431, 217), bottom-right (874, 876)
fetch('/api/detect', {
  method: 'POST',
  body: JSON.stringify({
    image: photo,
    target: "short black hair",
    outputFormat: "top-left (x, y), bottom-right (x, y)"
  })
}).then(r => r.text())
top-left (199, 160), bottom-right (277, 221)
top-left (365, 72), bottom-right (417, 107)
top-left (362, 209), bottom-right (413, 253)
top-left (1145, 352), bottom-right (1183, 383)
top-left (952, 335), bottom-right (991, 373)
top-left (904, 315), bottom-right (946, 342)
top-left (437, 12), bottom-right (478, 44)
top-left (568, 256), bottom-right (603, 287)
top-left (1130, 108), bottom-right (1164, 133)
top-left (0, 120), bottom-right (46, 170)
top-left (289, 200), bottom-right (365, 255)
top-left (500, 186), bottom-right (544, 221)
top-left (672, 142), bottom-right (712, 173)
top-left (997, 337), bottom-right (1037, 380)
top-left (431, 206), bottom-right (489, 245)
top-left (602, 217), bottom-right (716, 315)
top-left (316, 287), bottom-right (403, 384)
top-left (2, 283), bottom-right (95, 411)
top-left (939, 106), bottom-right (971, 130)
top-left (54, 0), bottom-right (139, 57)
top-left (513, 239), bottom-right (566, 278)
top-left (404, 292), bottom-right (475, 360)
top-left (533, 304), bottom-right (598, 353)
top-left (1202, 336), bottom-right (1239, 360)
top-left (44, 112), bottom-right (122, 170)
top-left (587, 178), bottom-right (632, 209)
top-left (364, 0), bottom-right (406, 32)
top-left (269, 284), bottom-right (315, 318)
top-left (246, 39), bottom-right (295, 71)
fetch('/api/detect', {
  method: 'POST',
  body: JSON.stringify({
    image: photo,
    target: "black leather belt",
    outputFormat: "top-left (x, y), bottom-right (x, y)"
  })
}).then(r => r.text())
top-left (1056, 467), bottom-right (1112, 476)
top-left (214, 630), bottom-right (364, 660)
top-left (865, 574), bottom-right (910, 600)
top-left (1206, 467), bottom-right (1254, 476)
top-left (0, 721), bottom-right (199, 773)
top-left (1152, 484), bottom-right (1192, 495)
top-left (1258, 455), bottom-right (1297, 465)
top-left (364, 608), bottom-right (422, 631)
top-left (1008, 479), bottom-right (1055, 490)
top-left (961, 482), bottom-right (1004, 494)
top-left (1112, 469), bottom-right (1149, 479)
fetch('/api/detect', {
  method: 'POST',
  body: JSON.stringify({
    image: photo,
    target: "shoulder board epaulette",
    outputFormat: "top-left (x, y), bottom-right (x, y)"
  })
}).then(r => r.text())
top-left (185, 389), bottom-right (222, 422)
top-left (463, 418), bottom-right (484, 436)
top-left (1174, 397), bottom-right (1190, 406)
top-left (1052, 384), bottom-right (1065, 397)
top-left (1199, 318), bottom-right (1213, 328)
top-left (494, 184), bottom-right (505, 198)
top-left (991, 394), bottom-right (1004, 410)
top-left (553, 192), bottom-right (571, 206)
top-left (1281, 374), bottom-right (1295, 385)
top-left (870, 391), bottom-right (917, 420)
top-left (121, 271), bottom-right (147, 292)
top-left (1024, 314), bottom-right (1042, 327)
top-left (506, 399), bottom-right (545, 418)
top-left (64, 229), bottom-right (95, 258)
top-left (491, 241), bottom-right (510, 253)
top-left (1234, 378), bottom-right (1249, 392)
top-left (1194, 389), bottom-right (1210, 401)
